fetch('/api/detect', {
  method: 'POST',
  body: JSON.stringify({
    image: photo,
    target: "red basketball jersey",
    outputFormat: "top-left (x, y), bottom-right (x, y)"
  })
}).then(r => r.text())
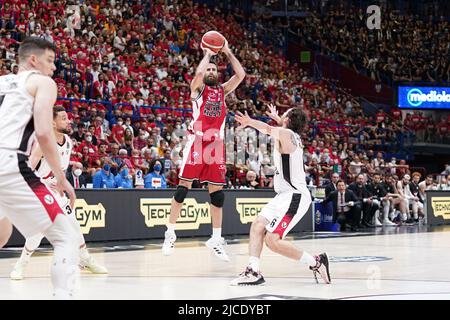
top-left (190, 84), bottom-right (226, 140)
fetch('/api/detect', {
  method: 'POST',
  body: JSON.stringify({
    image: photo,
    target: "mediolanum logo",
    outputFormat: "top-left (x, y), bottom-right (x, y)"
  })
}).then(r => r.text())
top-left (74, 199), bottom-right (106, 234)
top-left (407, 88), bottom-right (450, 107)
top-left (235, 198), bottom-right (272, 224)
top-left (140, 198), bottom-right (210, 230)
top-left (431, 197), bottom-right (450, 220)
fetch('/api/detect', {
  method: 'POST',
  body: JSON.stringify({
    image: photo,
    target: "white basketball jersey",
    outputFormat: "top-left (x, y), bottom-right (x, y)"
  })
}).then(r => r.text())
top-left (36, 134), bottom-right (73, 179)
top-left (0, 70), bottom-right (41, 156)
top-left (273, 130), bottom-right (307, 194)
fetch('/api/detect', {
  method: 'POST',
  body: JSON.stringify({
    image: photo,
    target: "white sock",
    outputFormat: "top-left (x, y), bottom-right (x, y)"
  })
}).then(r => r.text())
top-left (212, 228), bottom-right (222, 239)
top-left (299, 251), bottom-right (317, 267)
top-left (79, 244), bottom-right (90, 262)
top-left (166, 224), bottom-right (176, 233)
top-left (248, 256), bottom-right (260, 272)
top-left (19, 247), bottom-right (34, 263)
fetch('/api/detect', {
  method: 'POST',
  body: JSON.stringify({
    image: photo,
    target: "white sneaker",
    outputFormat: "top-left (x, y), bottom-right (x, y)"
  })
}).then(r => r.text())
top-left (205, 237), bottom-right (230, 262)
top-left (401, 213), bottom-right (408, 222)
top-left (389, 211), bottom-right (395, 221)
top-left (383, 219), bottom-right (397, 226)
top-left (79, 256), bottom-right (108, 274)
top-left (374, 218), bottom-right (383, 227)
top-left (162, 231), bottom-right (176, 256)
top-left (230, 267), bottom-right (265, 286)
top-left (10, 260), bottom-right (28, 280)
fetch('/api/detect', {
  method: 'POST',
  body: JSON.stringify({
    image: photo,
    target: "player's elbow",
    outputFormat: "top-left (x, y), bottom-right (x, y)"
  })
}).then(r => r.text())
top-left (195, 71), bottom-right (205, 78)
top-left (237, 70), bottom-right (246, 81)
top-left (35, 130), bottom-right (53, 144)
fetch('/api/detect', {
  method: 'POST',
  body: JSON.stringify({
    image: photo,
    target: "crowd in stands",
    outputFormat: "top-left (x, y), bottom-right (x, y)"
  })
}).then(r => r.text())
top-left (257, 0), bottom-right (450, 85)
top-left (0, 0), bottom-right (447, 198)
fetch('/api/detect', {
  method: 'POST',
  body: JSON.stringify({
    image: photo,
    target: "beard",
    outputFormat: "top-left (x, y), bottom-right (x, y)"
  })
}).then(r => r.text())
top-left (58, 128), bottom-right (70, 135)
top-left (204, 75), bottom-right (218, 86)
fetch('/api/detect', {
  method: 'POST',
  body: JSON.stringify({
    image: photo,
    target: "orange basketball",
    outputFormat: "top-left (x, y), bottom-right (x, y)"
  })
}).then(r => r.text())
top-left (201, 31), bottom-right (226, 53)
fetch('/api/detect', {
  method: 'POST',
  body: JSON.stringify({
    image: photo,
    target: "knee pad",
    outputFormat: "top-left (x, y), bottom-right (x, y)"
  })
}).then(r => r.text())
top-left (210, 190), bottom-right (225, 208)
top-left (174, 186), bottom-right (189, 204)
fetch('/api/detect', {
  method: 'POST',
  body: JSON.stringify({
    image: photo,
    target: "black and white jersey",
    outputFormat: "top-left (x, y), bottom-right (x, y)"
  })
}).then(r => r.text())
top-left (0, 70), bottom-right (41, 156)
top-left (36, 134), bottom-right (73, 180)
top-left (273, 129), bottom-right (307, 194)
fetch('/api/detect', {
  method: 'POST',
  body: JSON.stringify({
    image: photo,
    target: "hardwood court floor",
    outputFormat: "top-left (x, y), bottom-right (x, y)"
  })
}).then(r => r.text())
top-left (1, 226), bottom-right (450, 300)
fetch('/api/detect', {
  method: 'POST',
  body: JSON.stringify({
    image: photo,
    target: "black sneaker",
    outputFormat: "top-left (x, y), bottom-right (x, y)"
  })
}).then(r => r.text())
top-left (309, 253), bottom-right (331, 284)
top-left (230, 267), bottom-right (265, 286)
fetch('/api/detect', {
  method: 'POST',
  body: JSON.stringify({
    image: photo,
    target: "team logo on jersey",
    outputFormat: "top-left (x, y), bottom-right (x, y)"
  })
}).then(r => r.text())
top-left (235, 198), bottom-right (272, 224)
top-left (281, 222), bottom-right (288, 228)
top-left (208, 91), bottom-right (217, 99)
top-left (74, 199), bottom-right (106, 234)
top-left (44, 194), bottom-right (54, 205)
top-left (140, 198), bottom-right (211, 230)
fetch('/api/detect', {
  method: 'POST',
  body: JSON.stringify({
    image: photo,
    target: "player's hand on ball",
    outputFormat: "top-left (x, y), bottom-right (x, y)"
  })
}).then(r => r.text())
top-left (235, 111), bottom-right (251, 129)
top-left (202, 46), bottom-right (217, 56)
top-left (221, 39), bottom-right (230, 55)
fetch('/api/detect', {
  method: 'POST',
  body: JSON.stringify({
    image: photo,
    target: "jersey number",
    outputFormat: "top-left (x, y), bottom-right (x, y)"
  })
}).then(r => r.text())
top-left (0, 95), bottom-right (5, 108)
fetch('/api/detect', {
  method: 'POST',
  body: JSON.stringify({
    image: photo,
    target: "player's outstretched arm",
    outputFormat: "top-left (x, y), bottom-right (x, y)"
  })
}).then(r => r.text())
top-left (235, 111), bottom-right (297, 153)
top-left (190, 48), bottom-right (215, 94)
top-left (222, 40), bottom-right (246, 95)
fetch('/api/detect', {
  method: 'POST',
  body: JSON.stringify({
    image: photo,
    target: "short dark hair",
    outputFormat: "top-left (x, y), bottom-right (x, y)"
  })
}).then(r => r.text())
top-left (18, 37), bottom-right (56, 62)
top-left (53, 106), bottom-right (66, 119)
top-left (337, 180), bottom-right (346, 186)
top-left (286, 108), bottom-right (307, 134)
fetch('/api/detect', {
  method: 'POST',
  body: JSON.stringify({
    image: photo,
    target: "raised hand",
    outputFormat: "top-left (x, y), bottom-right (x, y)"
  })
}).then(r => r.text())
top-left (235, 111), bottom-right (251, 130)
top-left (221, 38), bottom-right (230, 55)
top-left (265, 103), bottom-right (280, 123)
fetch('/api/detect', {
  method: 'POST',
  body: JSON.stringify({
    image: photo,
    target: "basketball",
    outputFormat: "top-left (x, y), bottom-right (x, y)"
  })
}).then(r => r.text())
top-left (201, 30), bottom-right (226, 53)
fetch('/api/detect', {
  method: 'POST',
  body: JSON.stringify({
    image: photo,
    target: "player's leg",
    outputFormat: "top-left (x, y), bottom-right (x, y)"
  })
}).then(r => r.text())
top-left (205, 183), bottom-right (229, 261)
top-left (162, 135), bottom-right (198, 255)
top-left (0, 217), bottom-right (12, 248)
top-left (0, 155), bottom-right (79, 298)
top-left (162, 179), bottom-right (192, 255)
top-left (42, 214), bottom-right (79, 299)
top-left (58, 195), bottom-right (108, 274)
top-left (10, 232), bottom-right (44, 280)
top-left (264, 191), bottom-right (331, 284)
top-left (382, 199), bottom-right (396, 226)
top-left (410, 200), bottom-right (419, 221)
top-left (230, 196), bottom-right (281, 286)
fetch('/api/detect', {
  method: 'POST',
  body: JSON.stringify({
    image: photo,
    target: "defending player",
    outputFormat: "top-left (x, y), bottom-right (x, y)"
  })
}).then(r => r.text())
top-left (9, 106), bottom-right (108, 280)
top-left (230, 107), bottom-right (330, 285)
top-left (0, 37), bottom-right (78, 298)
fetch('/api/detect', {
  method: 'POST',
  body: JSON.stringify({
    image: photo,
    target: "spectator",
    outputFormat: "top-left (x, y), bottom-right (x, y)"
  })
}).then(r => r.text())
top-left (115, 165), bottom-right (133, 189)
top-left (93, 164), bottom-right (116, 188)
top-left (144, 160), bottom-right (167, 189)
top-left (240, 170), bottom-right (260, 189)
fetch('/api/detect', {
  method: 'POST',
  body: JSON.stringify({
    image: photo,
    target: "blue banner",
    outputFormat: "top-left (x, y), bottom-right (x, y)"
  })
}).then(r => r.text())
top-left (313, 201), bottom-right (340, 232)
top-left (398, 86), bottom-right (450, 109)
